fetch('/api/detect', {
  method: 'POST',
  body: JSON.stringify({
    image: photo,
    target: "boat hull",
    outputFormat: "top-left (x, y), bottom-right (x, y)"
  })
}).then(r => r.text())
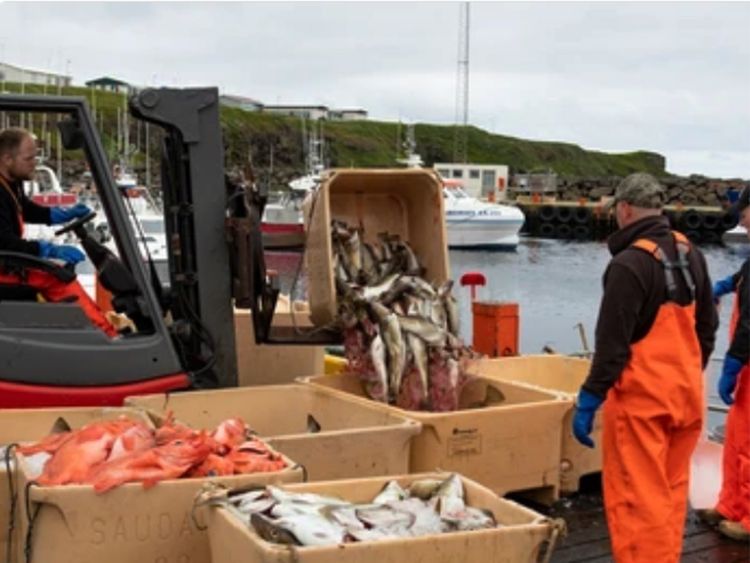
top-left (446, 219), bottom-right (522, 248)
top-left (261, 222), bottom-right (305, 249)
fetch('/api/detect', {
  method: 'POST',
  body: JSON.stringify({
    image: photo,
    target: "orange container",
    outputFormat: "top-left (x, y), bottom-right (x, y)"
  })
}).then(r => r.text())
top-left (472, 301), bottom-right (519, 357)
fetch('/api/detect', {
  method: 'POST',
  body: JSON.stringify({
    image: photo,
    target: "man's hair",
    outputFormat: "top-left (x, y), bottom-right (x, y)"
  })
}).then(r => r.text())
top-left (0, 128), bottom-right (34, 159)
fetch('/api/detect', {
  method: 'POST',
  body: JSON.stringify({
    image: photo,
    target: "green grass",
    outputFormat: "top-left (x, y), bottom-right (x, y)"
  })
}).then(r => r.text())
top-left (0, 82), bottom-right (666, 178)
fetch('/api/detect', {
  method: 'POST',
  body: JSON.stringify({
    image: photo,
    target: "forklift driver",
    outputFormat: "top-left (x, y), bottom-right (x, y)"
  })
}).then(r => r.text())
top-left (0, 127), bottom-right (117, 337)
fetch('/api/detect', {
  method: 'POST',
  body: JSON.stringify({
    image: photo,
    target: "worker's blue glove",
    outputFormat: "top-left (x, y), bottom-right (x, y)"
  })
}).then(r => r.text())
top-left (49, 203), bottom-right (92, 225)
top-left (572, 389), bottom-right (604, 448)
top-left (713, 275), bottom-right (735, 303)
top-left (38, 240), bottom-right (85, 265)
top-left (718, 354), bottom-right (744, 406)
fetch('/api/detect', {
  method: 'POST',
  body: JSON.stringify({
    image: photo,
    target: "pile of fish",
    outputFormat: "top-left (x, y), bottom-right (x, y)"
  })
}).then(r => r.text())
top-left (225, 474), bottom-right (497, 547)
top-left (332, 220), bottom-right (475, 411)
top-left (17, 414), bottom-right (287, 493)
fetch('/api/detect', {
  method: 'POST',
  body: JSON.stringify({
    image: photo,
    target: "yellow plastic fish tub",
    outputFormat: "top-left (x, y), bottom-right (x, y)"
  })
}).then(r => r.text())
top-left (0, 406), bottom-right (150, 561)
top-left (466, 355), bottom-right (601, 494)
top-left (13, 445), bottom-right (302, 563)
top-left (303, 168), bottom-right (450, 326)
top-left (125, 384), bottom-right (421, 481)
top-left (205, 472), bottom-right (563, 563)
top-left (323, 353), bottom-right (348, 375)
top-left (299, 374), bottom-right (569, 505)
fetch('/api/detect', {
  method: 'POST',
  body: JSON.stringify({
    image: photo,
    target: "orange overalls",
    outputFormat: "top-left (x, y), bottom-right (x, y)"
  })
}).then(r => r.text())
top-left (0, 179), bottom-right (116, 337)
top-left (602, 232), bottom-right (703, 562)
top-left (716, 282), bottom-right (750, 531)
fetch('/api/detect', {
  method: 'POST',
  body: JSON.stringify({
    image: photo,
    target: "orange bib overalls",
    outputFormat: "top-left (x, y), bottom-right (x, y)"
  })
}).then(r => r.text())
top-left (602, 232), bottom-right (703, 562)
top-left (716, 276), bottom-right (750, 531)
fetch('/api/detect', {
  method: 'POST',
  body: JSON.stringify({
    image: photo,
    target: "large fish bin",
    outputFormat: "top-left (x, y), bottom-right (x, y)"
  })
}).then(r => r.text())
top-left (0, 406), bottom-right (150, 560)
top-left (126, 384), bottom-right (421, 481)
top-left (234, 297), bottom-right (325, 386)
top-left (303, 167), bottom-right (450, 326)
top-left (301, 375), bottom-right (569, 505)
top-left (466, 355), bottom-right (600, 495)
top-left (11, 414), bottom-right (303, 563)
top-left (203, 473), bottom-right (563, 563)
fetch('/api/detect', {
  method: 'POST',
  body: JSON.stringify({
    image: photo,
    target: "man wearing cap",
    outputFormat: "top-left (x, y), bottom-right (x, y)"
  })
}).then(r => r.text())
top-left (698, 187), bottom-right (750, 541)
top-left (572, 172), bottom-right (717, 561)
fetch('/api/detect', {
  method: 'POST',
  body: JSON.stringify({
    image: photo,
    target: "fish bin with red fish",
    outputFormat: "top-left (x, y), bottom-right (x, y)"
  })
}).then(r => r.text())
top-left (0, 406), bottom-right (151, 560)
top-left (125, 384), bottom-right (421, 481)
top-left (12, 415), bottom-right (303, 563)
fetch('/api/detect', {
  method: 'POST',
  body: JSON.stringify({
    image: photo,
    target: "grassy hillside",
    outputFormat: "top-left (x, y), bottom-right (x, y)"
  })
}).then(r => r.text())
top-left (0, 82), bottom-right (666, 180)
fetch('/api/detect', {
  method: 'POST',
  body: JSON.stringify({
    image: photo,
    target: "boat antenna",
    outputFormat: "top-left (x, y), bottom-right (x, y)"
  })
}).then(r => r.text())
top-left (452, 1), bottom-right (470, 163)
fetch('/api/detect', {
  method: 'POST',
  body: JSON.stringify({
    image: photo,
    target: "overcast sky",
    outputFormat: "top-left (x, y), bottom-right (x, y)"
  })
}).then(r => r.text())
top-left (2, 1), bottom-right (748, 178)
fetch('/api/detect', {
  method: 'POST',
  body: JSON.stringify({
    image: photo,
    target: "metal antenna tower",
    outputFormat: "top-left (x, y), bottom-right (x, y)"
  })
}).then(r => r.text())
top-left (453, 2), bottom-right (470, 163)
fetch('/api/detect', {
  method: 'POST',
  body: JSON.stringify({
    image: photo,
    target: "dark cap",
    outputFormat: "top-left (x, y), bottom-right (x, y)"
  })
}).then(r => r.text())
top-left (730, 187), bottom-right (750, 215)
top-left (605, 173), bottom-right (665, 210)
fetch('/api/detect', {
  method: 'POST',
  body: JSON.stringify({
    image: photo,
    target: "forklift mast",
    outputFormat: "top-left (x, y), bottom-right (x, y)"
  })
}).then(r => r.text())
top-left (129, 87), bottom-right (238, 387)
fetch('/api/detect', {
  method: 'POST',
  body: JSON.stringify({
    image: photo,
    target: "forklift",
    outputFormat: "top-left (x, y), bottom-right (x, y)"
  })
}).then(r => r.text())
top-left (0, 88), bottom-right (338, 408)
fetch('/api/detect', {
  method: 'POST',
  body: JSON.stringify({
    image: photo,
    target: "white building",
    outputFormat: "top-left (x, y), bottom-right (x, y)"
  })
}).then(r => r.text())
top-left (329, 108), bottom-right (368, 121)
top-left (434, 162), bottom-right (510, 201)
top-left (264, 105), bottom-right (330, 120)
top-left (0, 62), bottom-right (72, 88)
top-left (264, 105), bottom-right (368, 121)
top-left (219, 94), bottom-right (264, 112)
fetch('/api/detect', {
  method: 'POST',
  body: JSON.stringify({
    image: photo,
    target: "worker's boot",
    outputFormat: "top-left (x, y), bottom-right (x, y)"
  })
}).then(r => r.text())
top-left (696, 508), bottom-right (725, 527)
top-left (718, 520), bottom-right (750, 541)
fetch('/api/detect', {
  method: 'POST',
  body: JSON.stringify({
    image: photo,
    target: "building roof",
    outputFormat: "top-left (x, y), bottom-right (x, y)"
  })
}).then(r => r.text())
top-left (219, 94), bottom-right (263, 106)
top-left (85, 76), bottom-right (131, 87)
top-left (264, 104), bottom-right (329, 111)
top-left (0, 61), bottom-right (71, 79)
top-left (331, 108), bottom-right (367, 114)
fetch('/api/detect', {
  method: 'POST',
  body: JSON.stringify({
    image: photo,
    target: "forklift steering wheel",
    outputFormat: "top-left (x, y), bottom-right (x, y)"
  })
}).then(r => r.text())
top-left (54, 211), bottom-right (97, 237)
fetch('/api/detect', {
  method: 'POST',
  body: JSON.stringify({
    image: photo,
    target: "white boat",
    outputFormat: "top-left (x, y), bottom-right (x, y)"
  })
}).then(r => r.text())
top-left (261, 129), bottom-right (325, 249)
top-left (261, 187), bottom-right (308, 249)
top-left (443, 179), bottom-right (526, 249)
top-left (397, 124), bottom-right (525, 249)
top-left (722, 224), bottom-right (748, 243)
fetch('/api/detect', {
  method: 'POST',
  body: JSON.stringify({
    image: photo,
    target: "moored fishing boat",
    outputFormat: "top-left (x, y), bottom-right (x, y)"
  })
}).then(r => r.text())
top-left (443, 179), bottom-right (526, 249)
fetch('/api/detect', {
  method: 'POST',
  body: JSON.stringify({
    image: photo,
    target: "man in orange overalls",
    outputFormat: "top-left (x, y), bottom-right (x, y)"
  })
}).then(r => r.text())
top-left (572, 173), bottom-right (718, 562)
top-left (698, 187), bottom-right (750, 541)
top-left (0, 127), bottom-right (116, 336)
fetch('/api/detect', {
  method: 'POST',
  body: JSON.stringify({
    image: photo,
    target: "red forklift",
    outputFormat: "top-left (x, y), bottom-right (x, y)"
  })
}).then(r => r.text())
top-left (0, 88), bottom-right (338, 408)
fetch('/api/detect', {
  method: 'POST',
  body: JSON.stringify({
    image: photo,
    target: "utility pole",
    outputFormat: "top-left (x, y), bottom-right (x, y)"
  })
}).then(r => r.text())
top-left (452, 2), bottom-right (470, 163)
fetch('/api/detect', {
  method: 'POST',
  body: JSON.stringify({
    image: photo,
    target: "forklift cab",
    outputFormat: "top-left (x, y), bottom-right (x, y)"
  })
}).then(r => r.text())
top-left (0, 88), bottom-right (340, 409)
top-left (0, 93), bottom-right (204, 407)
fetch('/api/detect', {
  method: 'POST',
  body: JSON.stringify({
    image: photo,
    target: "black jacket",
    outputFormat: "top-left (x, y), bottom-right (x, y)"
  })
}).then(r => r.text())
top-left (0, 175), bottom-right (52, 256)
top-left (582, 215), bottom-right (718, 398)
top-left (727, 259), bottom-right (749, 363)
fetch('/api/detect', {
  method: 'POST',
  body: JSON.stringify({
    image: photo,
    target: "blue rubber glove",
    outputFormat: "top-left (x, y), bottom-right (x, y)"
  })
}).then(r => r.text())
top-left (713, 275), bottom-right (735, 303)
top-left (719, 354), bottom-right (744, 406)
top-left (38, 240), bottom-right (85, 265)
top-left (49, 203), bottom-right (92, 225)
top-left (572, 389), bottom-right (604, 448)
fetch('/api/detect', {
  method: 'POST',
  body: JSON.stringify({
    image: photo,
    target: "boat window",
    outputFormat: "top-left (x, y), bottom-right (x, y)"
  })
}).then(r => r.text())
top-left (452, 188), bottom-right (469, 199)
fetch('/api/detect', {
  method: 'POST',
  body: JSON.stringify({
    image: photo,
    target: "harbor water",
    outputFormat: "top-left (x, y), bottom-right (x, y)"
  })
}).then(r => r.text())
top-left (267, 235), bottom-right (750, 434)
